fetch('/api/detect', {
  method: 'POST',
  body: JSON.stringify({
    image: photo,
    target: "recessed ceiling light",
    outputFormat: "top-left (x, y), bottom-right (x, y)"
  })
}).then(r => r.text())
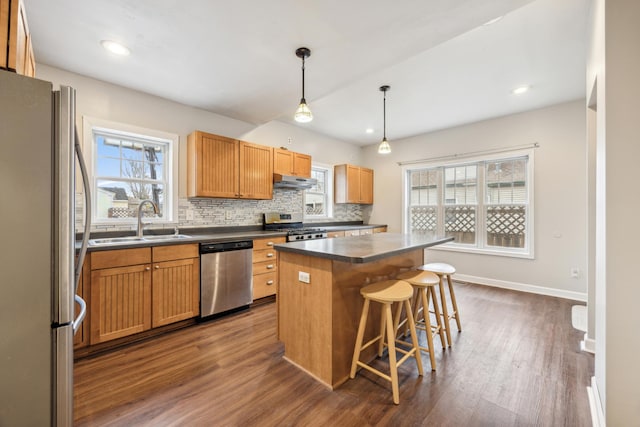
top-left (365, 128), bottom-right (374, 134)
top-left (483, 16), bottom-right (504, 26)
top-left (100, 40), bottom-right (130, 56)
top-left (512, 85), bottom-right (530, 95)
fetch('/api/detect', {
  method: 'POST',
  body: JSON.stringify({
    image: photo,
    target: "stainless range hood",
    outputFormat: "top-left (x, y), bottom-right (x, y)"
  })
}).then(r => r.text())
top-left (273, 173), bottom-right (317, 189)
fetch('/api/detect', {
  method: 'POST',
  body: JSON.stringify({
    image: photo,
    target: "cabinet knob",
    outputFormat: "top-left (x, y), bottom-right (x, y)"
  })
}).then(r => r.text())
top-left (266, 280), bottom-right (274, 285)
top-left (145, 267), bottom-right (151, 271)
top-left (154, 265), bottom-right (160, 269)
top-left (267, 264), bottom-right (274, 269)
top-left (267, 242), bottom-right (274, 246)
top-left (267, 253), bottom-right (274, 257)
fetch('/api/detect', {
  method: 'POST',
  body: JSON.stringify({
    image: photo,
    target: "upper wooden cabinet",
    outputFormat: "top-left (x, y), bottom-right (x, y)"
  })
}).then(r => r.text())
top-left (273, 149), bottom-right (312, 177)
top-left (1, 0), bottom-right (35, 77)
top-left (187, 131), bottom-right (273, 199)
top-left (334, 164), bottom-right (374, 204)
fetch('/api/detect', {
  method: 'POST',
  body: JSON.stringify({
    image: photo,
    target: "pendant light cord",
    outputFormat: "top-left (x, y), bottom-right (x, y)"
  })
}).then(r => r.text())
top-left (301, 56), bottom-right (306, 100)
top-left (383, 89), bottom-right (387, 140)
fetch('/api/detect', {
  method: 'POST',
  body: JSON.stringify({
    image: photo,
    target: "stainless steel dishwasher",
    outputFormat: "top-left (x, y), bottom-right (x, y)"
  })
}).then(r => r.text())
top-left (200, 240), bottom-right (253, 319)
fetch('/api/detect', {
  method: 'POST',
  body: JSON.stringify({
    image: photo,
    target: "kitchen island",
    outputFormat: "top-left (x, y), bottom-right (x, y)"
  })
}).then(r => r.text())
top-left (274, 233), bottom-right (453, 389)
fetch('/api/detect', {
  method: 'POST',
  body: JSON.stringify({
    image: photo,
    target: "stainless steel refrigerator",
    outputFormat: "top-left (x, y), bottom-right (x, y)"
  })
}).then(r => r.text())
top-left (0, 70), bottom-right (91, 426)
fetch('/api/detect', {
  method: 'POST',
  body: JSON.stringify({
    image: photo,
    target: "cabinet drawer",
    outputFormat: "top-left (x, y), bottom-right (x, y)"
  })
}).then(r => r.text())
top-left (152, 243), bottom-right (198, 262)
top-left (253, 271), bottom-right (277, 300)
top-left (359, 229), bottom-right (373, 235)
top-left (253, 236), bottom-right (286, 250)
top-left (328, 231), bottom-right (345, 238)
top-left (253, 248), bottom-right (277, 263)
top-left (344, 229), bottom-right (360, 237)
top-left (91, 247), bottom-right (151, 270)
top-left (253, 260), bottom-right (277, 275)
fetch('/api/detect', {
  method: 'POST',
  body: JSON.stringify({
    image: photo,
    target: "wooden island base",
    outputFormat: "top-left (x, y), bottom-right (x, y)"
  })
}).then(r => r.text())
top-left (277, 248), bottom-right (423, 389)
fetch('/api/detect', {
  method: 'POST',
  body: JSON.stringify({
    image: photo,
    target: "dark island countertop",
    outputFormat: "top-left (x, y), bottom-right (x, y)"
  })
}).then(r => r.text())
top-left (274, 233), bottom-right (453, 263)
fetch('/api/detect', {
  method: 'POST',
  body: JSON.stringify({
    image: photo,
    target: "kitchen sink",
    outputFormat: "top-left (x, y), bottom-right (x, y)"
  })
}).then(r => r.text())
top-left (142, 234), bottom-right (191, 241)
top-left (88, 234), bottom-right (191, 246)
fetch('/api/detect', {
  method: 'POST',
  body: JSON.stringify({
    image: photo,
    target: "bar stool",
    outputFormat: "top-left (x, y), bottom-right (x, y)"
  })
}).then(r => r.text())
top-left (395, 270), bottom-right (445, 370)
top-left (350, 280), bottom-right (423, 404)
top-left (418, 262), bottom-right (461, 347)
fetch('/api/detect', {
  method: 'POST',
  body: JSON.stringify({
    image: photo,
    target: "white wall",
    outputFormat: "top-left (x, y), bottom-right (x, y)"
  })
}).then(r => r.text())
top-left (362, 101), bottom-right (587, 298)
top-left (588, 0), bottom-right (640, 423)
top-left (35, 64), bottom-right (362, 199)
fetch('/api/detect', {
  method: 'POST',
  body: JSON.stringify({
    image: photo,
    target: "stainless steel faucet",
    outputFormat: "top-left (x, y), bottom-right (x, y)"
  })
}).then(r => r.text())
top-left (137, 199), bottom-right (160, 237)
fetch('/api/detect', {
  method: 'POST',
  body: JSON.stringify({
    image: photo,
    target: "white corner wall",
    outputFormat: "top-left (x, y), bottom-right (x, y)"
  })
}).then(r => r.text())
top-left (362, 101), bottom-right (587, 298)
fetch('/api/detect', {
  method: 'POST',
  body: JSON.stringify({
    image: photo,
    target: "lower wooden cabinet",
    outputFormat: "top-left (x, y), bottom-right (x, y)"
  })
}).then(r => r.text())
top-left (73, 258), bottom-right (90, 349)
top-left (252, 236), bottom-right (285, 300)
top-left (89, 244), bottom-right (199, 345)
top-left (151, 245), bottom-right (199, 328)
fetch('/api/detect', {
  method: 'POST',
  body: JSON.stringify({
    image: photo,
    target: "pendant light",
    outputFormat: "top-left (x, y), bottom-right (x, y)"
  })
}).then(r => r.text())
top-left (294, 47), bottom-right (313, 123)
top-left (378, 85), bottom-right (391, 154)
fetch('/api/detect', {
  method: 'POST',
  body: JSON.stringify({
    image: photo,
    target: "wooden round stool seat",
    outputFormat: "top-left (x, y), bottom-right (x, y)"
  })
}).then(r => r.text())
top-left (350, 280), bottom-right (423, 404)
top-left (360, 279), bottom-right (414, 303)
top-left (396, 270), bottom-right (440, 286)
top-left (418, 262), bottom-right (461, 347)
top-left (418, 262), bottom-right (456, 275)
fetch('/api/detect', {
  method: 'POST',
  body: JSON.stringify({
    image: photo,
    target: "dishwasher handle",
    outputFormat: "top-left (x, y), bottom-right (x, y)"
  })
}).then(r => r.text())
top-left (200, 240), bottom-right (253, 254)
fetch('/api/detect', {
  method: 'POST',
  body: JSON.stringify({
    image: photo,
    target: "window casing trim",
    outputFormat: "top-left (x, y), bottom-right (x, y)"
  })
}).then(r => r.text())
top-left (304, 163), bottom-right (334, 219)
top-left (82, 116), bottom-right (179, 226)
top-left (401, 148), bottom-right (534, 259)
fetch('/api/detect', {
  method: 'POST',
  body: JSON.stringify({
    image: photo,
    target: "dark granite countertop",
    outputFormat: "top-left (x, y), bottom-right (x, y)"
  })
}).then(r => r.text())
top-left (78, 223), bottom-right (388, 252)
top-left (273, 233), bottom-right (453, 263)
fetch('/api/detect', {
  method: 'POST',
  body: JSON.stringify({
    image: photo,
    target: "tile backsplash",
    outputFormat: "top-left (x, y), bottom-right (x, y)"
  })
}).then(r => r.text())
top-left (77, 188), bottom-right (368, 233)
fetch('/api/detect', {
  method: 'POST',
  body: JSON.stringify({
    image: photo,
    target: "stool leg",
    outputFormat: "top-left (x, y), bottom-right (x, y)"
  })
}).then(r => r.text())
top-left (404, 299), bottom-right (424, 376)
top-left (428, 286), bottom-right (446, 349)
top-left (378, 303), bottom-right (387, 357)
top-left (350, 298), bottom-right (370, 378)
top-left (437, 274), bottom-right (453, 347)
top-left (384, 303), bottom-right (400, 404)
top-left (447, 274), bottom-right (462, 332)
top-left (419, 288), bottom-right (436, 370)
top-left (392, 300), bottom-right (404, 342)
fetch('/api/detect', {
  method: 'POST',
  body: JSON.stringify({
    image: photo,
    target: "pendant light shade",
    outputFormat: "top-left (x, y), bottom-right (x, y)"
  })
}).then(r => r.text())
top-left (378, 85), bottom-right (391, 154)
top-left (294, 47), bottom-right (313, 123)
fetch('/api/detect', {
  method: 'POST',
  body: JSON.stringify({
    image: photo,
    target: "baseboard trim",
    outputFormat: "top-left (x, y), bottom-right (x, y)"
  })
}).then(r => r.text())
top-left (454, 274), bottom-right (587, 302)
top-left (581, 333), bottom-right (596, 354)
top-left (587, 376), bottom-right (605, 426)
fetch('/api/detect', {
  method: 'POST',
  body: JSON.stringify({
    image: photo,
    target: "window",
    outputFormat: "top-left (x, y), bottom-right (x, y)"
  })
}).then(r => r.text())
top-left (304, 165), bottom-right (333, 218)
top-left (83, 117), bottom-right (179, 225)
top-left (405, 151), bottom-right (533, 257)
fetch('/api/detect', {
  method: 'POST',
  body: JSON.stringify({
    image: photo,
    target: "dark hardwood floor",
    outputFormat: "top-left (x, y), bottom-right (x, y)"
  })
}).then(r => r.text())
top-left (74, 283), bottom-right (593, 426)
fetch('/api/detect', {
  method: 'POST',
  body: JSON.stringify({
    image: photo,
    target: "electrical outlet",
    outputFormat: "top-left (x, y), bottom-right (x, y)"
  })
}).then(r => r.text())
top-left (225, 210), bottom-right (232, 220)
top-left (186, 210), bottom-right (194, 220)
top-left (571, 268), bottom-right (579, 278)
top-left (298, 271), bottom-right (310, 283)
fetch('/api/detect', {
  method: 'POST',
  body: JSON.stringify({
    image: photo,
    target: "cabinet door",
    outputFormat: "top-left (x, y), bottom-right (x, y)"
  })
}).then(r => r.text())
top-left (293, 153), bottom-right (312, 177)
top-left (152, 257), bottom-right (199, 328)
top-left (239, 141), bottom-right (273, 199)
top-left (346, 165), bottom-right (361, 203)
top-left (73, 258), bottom-right (90, 349)
top-left (359, 167), bottom-right (374, 204)
top-left (253, 271), bottom-right (277, 300)
top-left (90, 264), bottom-right (152, 344)
top-left (1, 0), bottom-right (9, 69)
top-left (273, 149), bottom-right (294, 175)
top-left (188, 132), bottom-right (239, 198)
top-left (7, 0), bottom-right (28, 74)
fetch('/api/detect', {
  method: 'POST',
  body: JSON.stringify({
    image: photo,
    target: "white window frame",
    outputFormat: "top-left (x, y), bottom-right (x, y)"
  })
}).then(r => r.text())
top-left (402, 149), bottom-right (534, 259)
top-left (304, 163), bottom-right (333, 219)
top-left (83, 116), bottom-right (179, 226)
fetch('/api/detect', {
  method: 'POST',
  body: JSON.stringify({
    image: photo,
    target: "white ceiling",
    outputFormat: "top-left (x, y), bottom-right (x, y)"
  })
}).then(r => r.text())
top-left (26, 0), bottom-right (588, 147)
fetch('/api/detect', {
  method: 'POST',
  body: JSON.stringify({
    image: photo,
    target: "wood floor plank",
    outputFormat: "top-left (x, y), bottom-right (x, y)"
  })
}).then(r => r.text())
top-left (74, 282), bottom-right (593, 426)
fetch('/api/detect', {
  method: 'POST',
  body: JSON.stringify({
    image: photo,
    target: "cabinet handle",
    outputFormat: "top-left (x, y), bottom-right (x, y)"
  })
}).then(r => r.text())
top-left (266, 280), bottom-right (274, 285)
top-left (267, 264), bottom-right (274, 269)
top-left (267, 242), bottom-right (274, 246)
top-left (154, 265), bottom-right (160, 269)
top-left (145, 267), bottom-right (151, 271)
top-left (267, 253), bottom-right (274, 257)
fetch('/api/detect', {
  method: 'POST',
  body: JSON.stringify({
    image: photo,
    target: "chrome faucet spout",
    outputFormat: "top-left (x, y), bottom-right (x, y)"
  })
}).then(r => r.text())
top-left (137, 200), bottom-right (160, 237)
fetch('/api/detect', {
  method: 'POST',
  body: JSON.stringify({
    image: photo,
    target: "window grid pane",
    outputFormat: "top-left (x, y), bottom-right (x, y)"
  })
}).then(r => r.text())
top-left (305, 167), bottom-right (328, 217)
top-left (94, 131), bottom-right (168, 221)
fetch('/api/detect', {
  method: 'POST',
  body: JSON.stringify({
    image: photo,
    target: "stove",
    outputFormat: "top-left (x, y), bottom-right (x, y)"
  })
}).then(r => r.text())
top-left (263, 212), bottom-right (328, 242)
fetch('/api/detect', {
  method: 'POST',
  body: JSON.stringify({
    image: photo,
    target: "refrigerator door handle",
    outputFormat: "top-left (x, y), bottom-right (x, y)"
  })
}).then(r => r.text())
top-left (72, 294), bottom-right (87, 334)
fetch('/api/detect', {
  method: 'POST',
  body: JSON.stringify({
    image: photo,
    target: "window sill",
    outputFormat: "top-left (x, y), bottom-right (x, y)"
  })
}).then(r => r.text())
top-left (427, 243), bottom-right (534, 259)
